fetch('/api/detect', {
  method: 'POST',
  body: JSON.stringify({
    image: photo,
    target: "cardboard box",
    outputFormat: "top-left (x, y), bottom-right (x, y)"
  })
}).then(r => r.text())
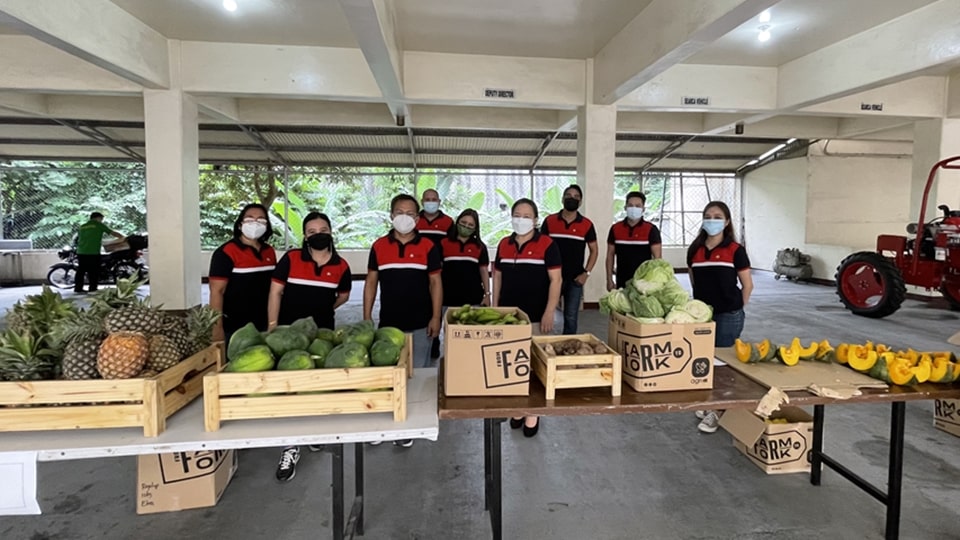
top-left (137, 449), bottom-right (238, 514)
top-left (444, 308), bottom-right (532, 396)
top-left (934, 399), bottom-right (960, 437)
top-left (607, 312), bottom-right (714, 392)
top-left (720, 407), bottom-right (814, 475)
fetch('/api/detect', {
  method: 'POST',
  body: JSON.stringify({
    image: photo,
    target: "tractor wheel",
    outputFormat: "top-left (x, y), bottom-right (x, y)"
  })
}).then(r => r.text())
top-left (940, 283), bottom-right (960, 311)
top-left (835, 252), bottom-right (906, 318)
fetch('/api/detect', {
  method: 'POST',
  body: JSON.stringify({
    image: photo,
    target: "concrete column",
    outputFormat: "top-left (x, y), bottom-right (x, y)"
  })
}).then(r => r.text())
top-left (576, 104), bottom-right (616, 305)
top-left (143, 90), bottom-right (201, 309)
top-left (912, 119), bottom-right (960, 221)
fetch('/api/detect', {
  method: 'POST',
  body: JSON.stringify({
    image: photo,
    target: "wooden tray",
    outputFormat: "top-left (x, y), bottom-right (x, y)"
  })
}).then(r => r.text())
top-left (203, 334), bottom-right (413, 431)
top-left (715, 347), bottom-right (888, 393)
top-left (532, 334), bottom-right (621, 400)
top-left (0, 344), bottom-right (221, 437)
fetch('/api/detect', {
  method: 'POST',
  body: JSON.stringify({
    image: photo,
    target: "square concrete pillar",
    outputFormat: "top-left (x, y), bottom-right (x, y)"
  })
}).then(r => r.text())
top-left (576, 104), bottom-right (617, 305)
top-left (144, 90), bottom-right (202, 309)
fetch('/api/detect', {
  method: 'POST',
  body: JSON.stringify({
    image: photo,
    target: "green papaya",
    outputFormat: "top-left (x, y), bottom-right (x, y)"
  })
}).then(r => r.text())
top-left (375, 327), bottom-right (406, 348)
top-left (227, 322), bottom-right (266, 361)
top-left (341, 325), bottom-right (375, 349)
top-left (307, 339), bottom-right (335, 367)
top-left (370, 340), bottom-right (402, 366)
top-left (265, 326), bottom-right (311, 357)
top-left (224, 345), bottom-right (275, 372)
top-left (317, 328), bottom-right (339, 344)
top-left (277, 350), bottom-right (314, 371)
top-left (325, 343), bottom-right (370, 369)
top-left (290, 317), bottom-right (319, 341)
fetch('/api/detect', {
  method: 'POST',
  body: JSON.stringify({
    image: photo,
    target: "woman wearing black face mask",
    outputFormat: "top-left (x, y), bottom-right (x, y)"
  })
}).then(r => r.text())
top-left (267, 212), bottom-right (352, 331)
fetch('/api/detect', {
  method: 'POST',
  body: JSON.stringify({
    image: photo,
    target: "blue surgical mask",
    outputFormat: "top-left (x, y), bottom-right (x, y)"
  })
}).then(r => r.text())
top-left (423, 202), bottom-right (440, 214)
top-left (702, 219), bottom-right (726, 236)
top-left (625, 207), bottom-right (644, 221)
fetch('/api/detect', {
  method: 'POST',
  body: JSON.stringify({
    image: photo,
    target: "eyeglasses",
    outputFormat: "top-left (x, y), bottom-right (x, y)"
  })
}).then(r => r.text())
top-left (242, 218), bottom-right (268, 224)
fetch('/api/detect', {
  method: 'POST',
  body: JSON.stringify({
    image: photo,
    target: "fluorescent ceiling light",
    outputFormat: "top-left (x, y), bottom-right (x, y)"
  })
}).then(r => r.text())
top-left (223, 0), bottom-right (237, 12)
top-left (787, 138), bottom-right (797, 144)
top-left (745, 160), bottom-right (759, 166)
top-left (758, 143), bottom-right (787, 161)
top-left (758, 10), bottom-right (771, 23)
top-left (758, 26), bottom-right (771, 42)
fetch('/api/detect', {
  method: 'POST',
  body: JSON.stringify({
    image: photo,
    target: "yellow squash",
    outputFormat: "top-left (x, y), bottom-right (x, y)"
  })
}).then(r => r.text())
top-left (848, 345), bottom-right (879, 373)
top-left (835, 343), bottom-right (850, 365)
top-left (814, 340), bottom-right (834, 363)
top-left (778, 339), bottom-right (801, 367)
top-left (734, 339), bottom-right (758, 363)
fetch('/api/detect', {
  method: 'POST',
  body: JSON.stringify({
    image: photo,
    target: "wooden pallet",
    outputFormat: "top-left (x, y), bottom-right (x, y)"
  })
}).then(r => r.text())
top-left (532, 334), bottom-right (622, 400)
top-left (0, 344), bottom-right (221, 437)
top-left (203, 334), bottom-right (413, 431)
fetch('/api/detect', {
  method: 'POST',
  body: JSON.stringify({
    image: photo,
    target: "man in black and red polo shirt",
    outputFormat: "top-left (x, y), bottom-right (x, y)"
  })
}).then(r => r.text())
top-left (416, 188), bottom-right (455, 359)
top-left (364, 193), bottom-right (443, 372)
top-left (540, 185), bottom-right (598, 335)
top-left (606, 191), bottom-right (663, 290)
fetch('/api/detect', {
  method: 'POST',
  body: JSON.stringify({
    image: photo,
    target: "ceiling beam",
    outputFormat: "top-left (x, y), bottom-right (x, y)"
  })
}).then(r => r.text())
top-left (0, 0), bottom-right (168, 88)
top-left (799, 77), bottom-right (947, 118)
top-left (196, 98), bottom-right (241, 123)
top-left (592, 0), bottom-right (777, 105)
top-left (618, 64), bottom-right (777, 112)
top-left (338, 0), bottom-right (408, 122)
top-left (0, 36), bottom-right (142, 94)
top-left (236, 125), bottom-right (290, 167)
top-left (777, 0), bottom-right (960, 111)
top-left (53, 119), bottom-right (144, 163)
top-left (948, 72), bottom-right (960, 119)
top-left (0, 93), bottom-right (46, 116)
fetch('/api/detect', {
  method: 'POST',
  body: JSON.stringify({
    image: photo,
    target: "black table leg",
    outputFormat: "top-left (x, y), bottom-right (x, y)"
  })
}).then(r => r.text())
top-left (483, 418), bottom-right (504, 540)
top-left (483, 419), bottom-right (492, 511)
top-left (886, 402), bottom-right (905, 540)
top-left (343, 443), bottom-right (365, 538)
top-left (811, 404), bottom-right (825, 486)
top-left (332, 444), bottom-right (344, 540)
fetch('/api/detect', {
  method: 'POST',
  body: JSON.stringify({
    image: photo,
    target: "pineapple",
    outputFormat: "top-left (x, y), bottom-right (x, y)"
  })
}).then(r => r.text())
top-left (184, 306), bottom-right (221, 356)
top-left (53, 310), bottom-right (107, 381)
top-left (104, 305), bottom-right (165, 335)
top-left (160, 316), bottom-right (191, 359)
top-left (89, 277), bottom-right (149, 313)
top-left (0, 330), bottom-right (58, 381)
top-left (5, 286), bottom-right (77, 337)
top-left (145, 335), bottom-right (181, 372)
top-left (97, 332), bottom-right (149, 379)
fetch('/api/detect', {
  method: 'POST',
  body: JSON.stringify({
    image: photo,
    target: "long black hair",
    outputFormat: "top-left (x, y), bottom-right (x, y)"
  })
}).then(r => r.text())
top-left (686, 201), bottom-right (736, 262)
top-left (232, 203), bottom-right (274, 243)
top-left (511, 198), bottom-right (539, 219)
top-left (302, 211), bottom-right (338, 255)
top-left (448, 208), bottom-right (484, 246)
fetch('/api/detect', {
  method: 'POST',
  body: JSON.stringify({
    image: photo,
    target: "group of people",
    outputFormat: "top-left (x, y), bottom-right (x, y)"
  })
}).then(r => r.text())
top-left (204, 185), bottom-right (752, 481)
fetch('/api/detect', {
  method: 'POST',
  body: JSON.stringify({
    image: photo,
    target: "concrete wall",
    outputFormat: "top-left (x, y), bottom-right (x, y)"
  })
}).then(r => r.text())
top-left (743, 142), bottom-right (913, 280)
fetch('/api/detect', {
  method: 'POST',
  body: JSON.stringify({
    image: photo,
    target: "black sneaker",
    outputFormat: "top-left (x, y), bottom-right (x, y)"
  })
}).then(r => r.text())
top-left (430, 338), bottom-right (441, 359)
top-left (276, 447), bottom-right (300, 482)
top-left (394, 439), bottom-right (414, 448)
top-left (307, 445), bottom-right (324, 452)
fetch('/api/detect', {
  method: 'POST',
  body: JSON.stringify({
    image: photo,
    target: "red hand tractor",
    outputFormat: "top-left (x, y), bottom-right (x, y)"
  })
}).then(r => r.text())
top-left (836, 156), bottom-right (960, 317)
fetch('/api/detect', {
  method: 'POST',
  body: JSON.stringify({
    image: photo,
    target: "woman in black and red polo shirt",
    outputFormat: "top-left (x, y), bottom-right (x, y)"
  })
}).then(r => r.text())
top-left (208, 204), bottom-right (277, 344)
top-left (441, 209), bottom-right (491, 308)
top-left (493, 198), bottom-right (562, 437)
top-left (268, 212), bottom-right (352, 483)
top-left (687, 201), bottom-right (753, 434)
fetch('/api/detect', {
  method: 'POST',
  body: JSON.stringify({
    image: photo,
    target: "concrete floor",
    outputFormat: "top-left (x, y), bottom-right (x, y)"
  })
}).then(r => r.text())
top-left (3, 272), bottom-right (960, 540)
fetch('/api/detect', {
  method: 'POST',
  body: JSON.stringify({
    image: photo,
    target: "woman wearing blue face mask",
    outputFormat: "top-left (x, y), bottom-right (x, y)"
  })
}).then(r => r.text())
top-left (686, 201), bottom-right (753, 434)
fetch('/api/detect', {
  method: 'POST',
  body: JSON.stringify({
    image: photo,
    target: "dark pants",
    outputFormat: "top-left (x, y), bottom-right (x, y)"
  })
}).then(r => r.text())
top-left (713, 309), bottom-right (745, 347)
top-left (75, 254), bottom-right (101, 292)
top-left (560, 278), bottom-right (584, 335)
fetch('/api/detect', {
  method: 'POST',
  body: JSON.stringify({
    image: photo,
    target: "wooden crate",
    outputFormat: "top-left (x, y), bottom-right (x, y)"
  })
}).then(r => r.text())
top-left (203, 334), bottom-right (413, 431)
top-left (531, 334), bottom-right (622, 400)
top-left (0, 344), bottom-right (221, 437)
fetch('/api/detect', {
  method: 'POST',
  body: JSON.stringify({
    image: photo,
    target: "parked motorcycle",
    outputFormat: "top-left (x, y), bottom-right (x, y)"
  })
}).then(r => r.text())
top-left (46, 234), bottom-right (150, 290)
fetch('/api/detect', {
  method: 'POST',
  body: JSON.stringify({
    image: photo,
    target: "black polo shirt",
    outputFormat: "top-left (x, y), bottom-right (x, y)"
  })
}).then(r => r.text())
top-left (494, 232), bottom-right (561, 323)
top-left (687, 239), bottom-right (751, 314)
top-left (541, 212), bottom-right (597, 280)
top-left (607, 219), bottom-right (663, 288)
top-left (272, 249), bottom-right (352, 329)
top-left (416, 211), bottom-right (454, 245)
top-left (368, 231), bottom-right (442, 331)
top-left (440, 236), bottom-right (490, 307)
top-left (209, 239), bottom-right (277, 333)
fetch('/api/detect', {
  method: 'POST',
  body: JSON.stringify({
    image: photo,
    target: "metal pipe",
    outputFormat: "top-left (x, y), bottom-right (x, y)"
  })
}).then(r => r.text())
top-left (282, 167), bottom-right (290, 250)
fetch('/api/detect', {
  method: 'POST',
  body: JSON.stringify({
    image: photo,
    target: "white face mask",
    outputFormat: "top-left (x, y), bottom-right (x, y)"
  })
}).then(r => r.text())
top-left (241, 222), bottom-right (267, 240)
top-left (625, 207), bottom-right (644, 221)
top-left (423, 201), bottom-right (440, 214)
top-left (511, 217), bottom-right (535, 235)
top-left (392, 214), bottom-right (417, 234)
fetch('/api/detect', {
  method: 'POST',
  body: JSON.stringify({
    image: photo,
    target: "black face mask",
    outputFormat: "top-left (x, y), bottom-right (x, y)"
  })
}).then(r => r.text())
top-left (306, 232), bottom-right (332, 251)
top-left (563, 198), bottom-right (580, 212)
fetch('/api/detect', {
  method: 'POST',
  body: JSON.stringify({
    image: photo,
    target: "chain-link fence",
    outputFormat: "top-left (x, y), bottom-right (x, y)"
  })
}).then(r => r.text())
top-left (0, 163), bottom-right (739, 251)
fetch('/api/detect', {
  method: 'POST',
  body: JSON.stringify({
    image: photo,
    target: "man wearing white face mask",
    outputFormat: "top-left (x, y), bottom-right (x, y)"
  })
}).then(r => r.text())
top-left (364, 194), bottom-right (443, 374)
top-left (606, 191), bottom-right (663, 291)
top-left (415, 189), bottom-right (454, 359)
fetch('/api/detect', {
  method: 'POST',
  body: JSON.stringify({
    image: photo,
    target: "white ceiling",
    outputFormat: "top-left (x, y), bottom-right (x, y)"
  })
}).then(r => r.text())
top-left (687, 0), bottom-right (939, 66)
top-left (109, 0), bottom-right (358, 47)
top-left (395, 0), bottom-right (653, 59)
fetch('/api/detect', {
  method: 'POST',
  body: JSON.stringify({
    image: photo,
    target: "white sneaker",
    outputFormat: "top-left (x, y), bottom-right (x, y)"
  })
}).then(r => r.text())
top-left (368, 440), bottom-right (383, 446)
top-left (694, 410), bottom-right (707, 420)
top-left (698, 411), bottom-right (720, 434)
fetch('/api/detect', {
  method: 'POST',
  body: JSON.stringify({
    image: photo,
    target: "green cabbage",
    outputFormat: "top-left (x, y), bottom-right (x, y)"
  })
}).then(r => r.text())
top-left (599, 289), bottom-right (632, 315)
top-left (630, 316), bottom-right (665, 324)
top-left (653, 281), bottom-right (690, 311)
top-left (665, 309), bottom-right (697, 324)
top-left (631, 278), bottom-right (663, 295)
top-left (680, 300), bottom-right (713, 322)
top-left (632, 259), bottom-right (675, 284)
top-left (628, 288), bottom-right (665, 318)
